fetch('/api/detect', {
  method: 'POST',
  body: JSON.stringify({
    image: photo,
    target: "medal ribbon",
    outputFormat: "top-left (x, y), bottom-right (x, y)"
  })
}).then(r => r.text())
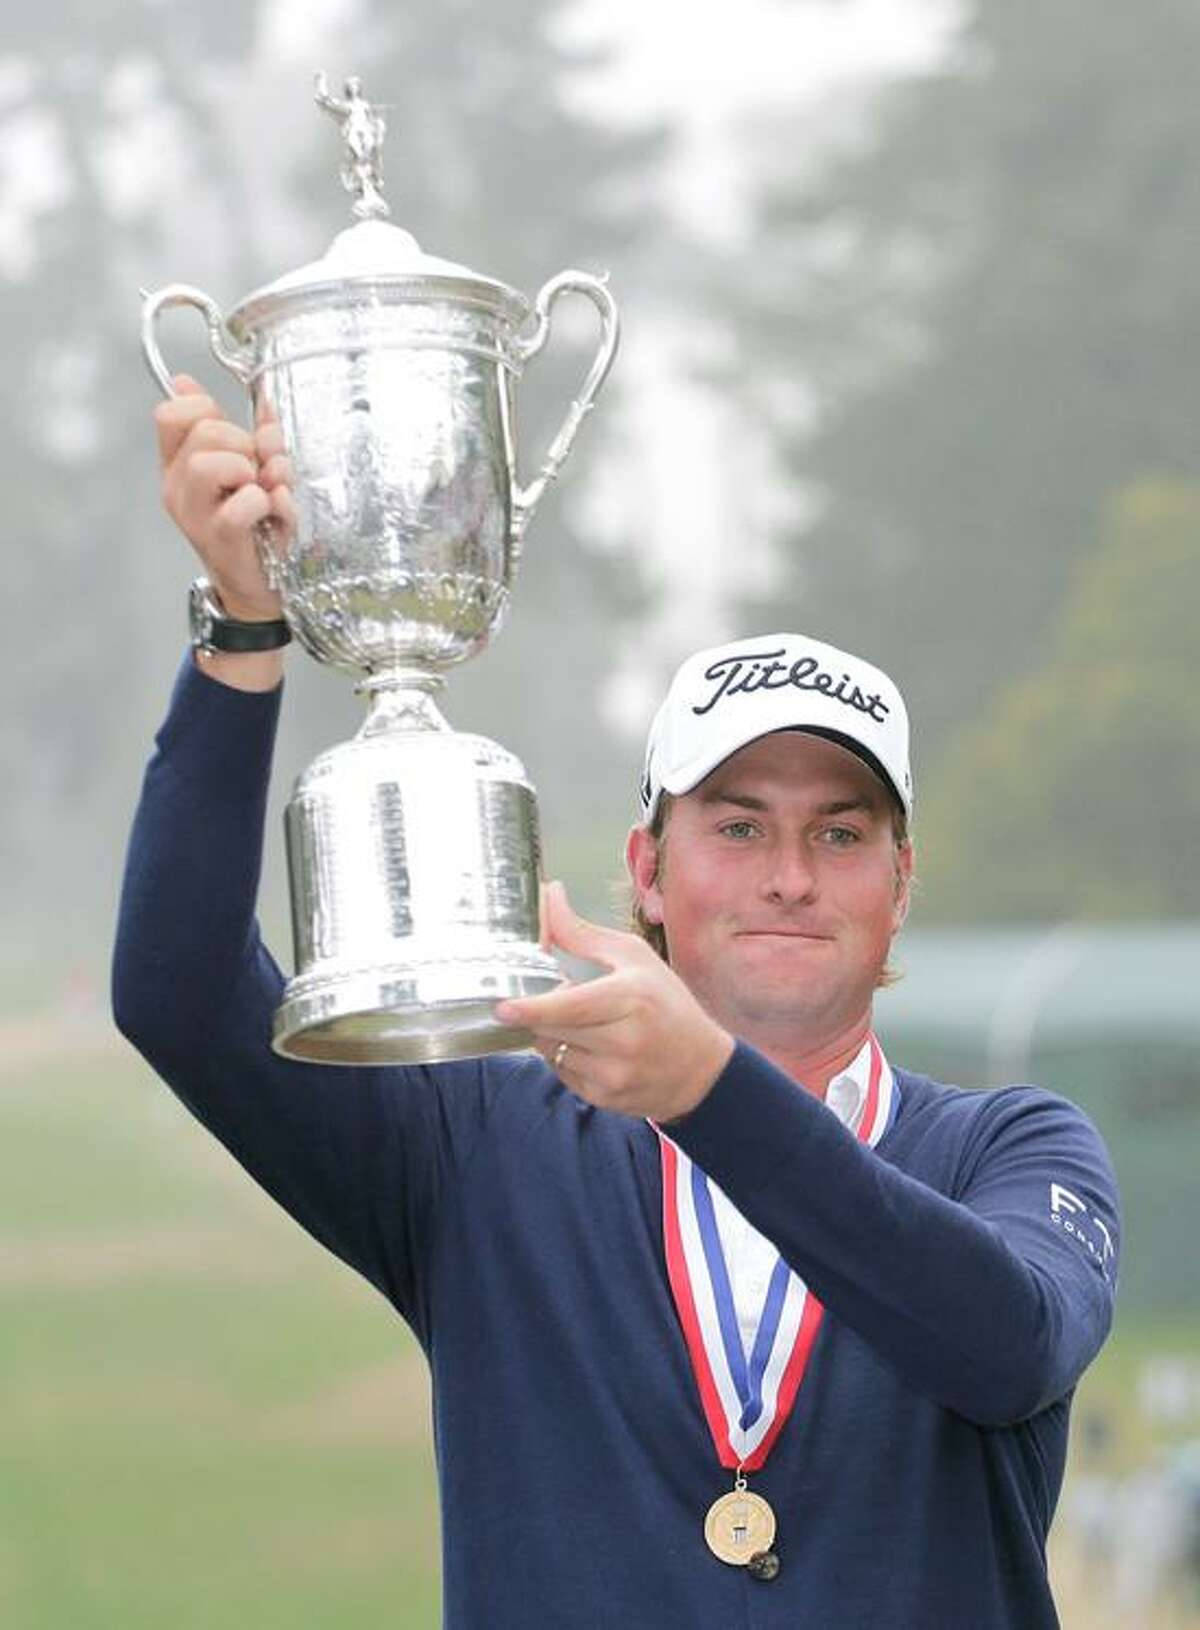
top-left (658, 1034), bottom-right (895, 1471)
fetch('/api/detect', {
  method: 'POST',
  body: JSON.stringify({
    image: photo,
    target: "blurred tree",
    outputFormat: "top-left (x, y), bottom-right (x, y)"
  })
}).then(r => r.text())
top-left (1, 1), bottom-right (268, 968)
top-left (729, 0), bottom-right (1200, 770)
top-left (913, 479), bottom-right (1200, 919)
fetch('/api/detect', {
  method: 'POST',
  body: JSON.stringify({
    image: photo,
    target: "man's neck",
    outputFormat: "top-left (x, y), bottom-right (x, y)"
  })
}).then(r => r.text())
top-left (749, 1015), bottom-right (873, 1101)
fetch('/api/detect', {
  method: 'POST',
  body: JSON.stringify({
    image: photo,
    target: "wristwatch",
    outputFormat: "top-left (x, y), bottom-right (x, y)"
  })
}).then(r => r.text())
top-left (188, 576), bottom-right (292, 657)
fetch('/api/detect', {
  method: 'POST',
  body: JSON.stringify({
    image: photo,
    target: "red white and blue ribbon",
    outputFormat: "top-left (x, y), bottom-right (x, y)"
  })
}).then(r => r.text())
top-left (657, 1034), bottom-right (895, 1471)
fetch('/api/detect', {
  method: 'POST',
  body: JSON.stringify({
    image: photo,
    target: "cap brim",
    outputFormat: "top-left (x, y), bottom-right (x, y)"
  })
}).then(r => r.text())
top-left (659, 724), bottom-right (910, 819)
top-left (785, 726), bottom-right (910, 818)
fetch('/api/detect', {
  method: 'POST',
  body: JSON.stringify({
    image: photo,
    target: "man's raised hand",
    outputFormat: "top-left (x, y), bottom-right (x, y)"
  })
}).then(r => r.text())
top-left (495, 881), bottom-right (734, 1124)
top-left (154, 374), bottom-right (294, 622)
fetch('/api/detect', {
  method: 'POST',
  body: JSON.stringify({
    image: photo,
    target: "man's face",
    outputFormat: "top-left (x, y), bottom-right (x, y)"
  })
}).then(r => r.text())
top-left (627, 731), bottom-right (912, 1044)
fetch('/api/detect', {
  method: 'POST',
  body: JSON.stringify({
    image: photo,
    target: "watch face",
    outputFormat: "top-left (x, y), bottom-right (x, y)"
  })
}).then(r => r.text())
top-left (188, 579), bottom-right (217, 652)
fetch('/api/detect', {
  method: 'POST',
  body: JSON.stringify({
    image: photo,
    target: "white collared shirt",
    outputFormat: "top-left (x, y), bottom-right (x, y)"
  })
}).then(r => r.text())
top-left (707, 1036), bottom-right (890, 1359)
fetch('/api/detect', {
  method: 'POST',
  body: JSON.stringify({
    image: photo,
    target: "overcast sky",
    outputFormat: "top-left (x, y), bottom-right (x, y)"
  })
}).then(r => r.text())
top-left (560, 0), bottom-right (956, 237)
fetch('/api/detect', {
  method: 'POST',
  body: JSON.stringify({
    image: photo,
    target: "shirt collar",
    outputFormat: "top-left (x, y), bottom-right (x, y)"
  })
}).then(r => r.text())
top-left (824, 1033), bottom-right (891, 1134)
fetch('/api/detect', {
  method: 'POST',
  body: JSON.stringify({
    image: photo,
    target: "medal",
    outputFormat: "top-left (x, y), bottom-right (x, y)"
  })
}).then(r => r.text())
top-left (704, 1473), bottom-right (777, 1566)
top-left (656, 1035), bottom-right (897, 1572)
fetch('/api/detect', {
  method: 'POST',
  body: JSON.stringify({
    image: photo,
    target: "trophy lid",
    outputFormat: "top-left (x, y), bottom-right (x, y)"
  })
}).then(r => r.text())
top-left (230, 74), bottom-right (527, 328)
top-left (265, 217), bottom-right (484, 293)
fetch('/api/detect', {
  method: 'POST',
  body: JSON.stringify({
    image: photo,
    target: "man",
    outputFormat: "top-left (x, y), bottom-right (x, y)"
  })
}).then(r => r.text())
top-left (113, 378), bottom-right (1120, 1628)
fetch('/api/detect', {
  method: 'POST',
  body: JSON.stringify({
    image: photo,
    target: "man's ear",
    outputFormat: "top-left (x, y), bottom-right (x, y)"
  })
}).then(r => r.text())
top-left (892, 839), bottom-right (914, 932)
top-left (626, 824), bottom-right (664, 925)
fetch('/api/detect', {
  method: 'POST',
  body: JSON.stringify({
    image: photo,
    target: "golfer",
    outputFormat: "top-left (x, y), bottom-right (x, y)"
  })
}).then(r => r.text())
top-left (113, 378), bottom-right (1120, 1628)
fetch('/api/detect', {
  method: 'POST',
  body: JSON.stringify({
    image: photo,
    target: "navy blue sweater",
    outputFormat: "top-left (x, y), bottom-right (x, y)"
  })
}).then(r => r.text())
top-left (112, 658), bottom-right (1121, 1629)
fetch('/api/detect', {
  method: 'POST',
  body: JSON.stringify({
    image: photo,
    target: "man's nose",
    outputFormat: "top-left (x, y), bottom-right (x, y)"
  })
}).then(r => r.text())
top-left (760, 841), bottom-right (818, 905)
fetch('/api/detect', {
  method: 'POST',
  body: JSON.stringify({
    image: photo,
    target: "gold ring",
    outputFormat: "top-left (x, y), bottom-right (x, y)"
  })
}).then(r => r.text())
top-left (553, 1041), bottom-right (569, 1073)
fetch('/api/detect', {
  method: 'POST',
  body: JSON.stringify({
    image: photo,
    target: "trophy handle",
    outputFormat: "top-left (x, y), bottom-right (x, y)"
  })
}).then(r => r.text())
top-left (510, 269), bottom-right (620, 553)
top-left (140, 283), bottom-right (254, 398)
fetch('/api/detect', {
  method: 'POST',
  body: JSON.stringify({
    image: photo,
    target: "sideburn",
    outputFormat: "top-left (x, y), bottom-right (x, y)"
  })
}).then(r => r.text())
top-left (629, 798), bottom-right (672, 964)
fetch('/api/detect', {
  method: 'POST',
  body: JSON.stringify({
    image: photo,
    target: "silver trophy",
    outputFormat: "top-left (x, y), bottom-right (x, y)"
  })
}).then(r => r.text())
top-left (141, 75), bottom-right (620, 1064)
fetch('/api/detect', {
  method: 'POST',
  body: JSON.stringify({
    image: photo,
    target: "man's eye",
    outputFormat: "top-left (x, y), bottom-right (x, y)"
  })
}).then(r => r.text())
top-left (720, 820), bottom-right (760, 840)
top-left (821, 825), bottom-right (860, 847)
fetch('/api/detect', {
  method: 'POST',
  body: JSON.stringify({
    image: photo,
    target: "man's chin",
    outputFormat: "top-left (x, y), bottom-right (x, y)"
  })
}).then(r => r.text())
top-left (714, 980), bottom-right (844, 1037)
top-left (727, 934), bottom-right (840, 985)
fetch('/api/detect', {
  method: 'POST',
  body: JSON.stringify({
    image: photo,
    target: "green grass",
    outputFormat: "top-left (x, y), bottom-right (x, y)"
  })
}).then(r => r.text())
top-left (1, 1033), bottom-right (441, 1630)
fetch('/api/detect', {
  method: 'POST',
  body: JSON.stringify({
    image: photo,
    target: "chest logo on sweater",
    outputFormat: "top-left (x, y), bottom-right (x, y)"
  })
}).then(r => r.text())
top-left (1050, 1183), bottom-right (1116, 1284)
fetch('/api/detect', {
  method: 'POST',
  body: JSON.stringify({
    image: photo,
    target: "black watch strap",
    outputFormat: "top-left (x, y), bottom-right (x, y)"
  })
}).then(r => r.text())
top-left (204, 616), bottom-right (293, 653)
top-left (189, 577), bottom-right (292, 655)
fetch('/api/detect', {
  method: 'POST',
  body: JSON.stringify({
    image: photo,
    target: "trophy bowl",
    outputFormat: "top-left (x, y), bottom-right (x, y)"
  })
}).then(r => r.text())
top-left (231, 250), bottom-right (535, 677)
top-left (141, 75), bottom-right (619, 1064)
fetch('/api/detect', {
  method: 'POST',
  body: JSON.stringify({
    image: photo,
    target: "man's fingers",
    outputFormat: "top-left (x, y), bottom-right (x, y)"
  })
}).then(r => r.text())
top-left (154, 389), bottom-right (220, 466)
top-left (532, 1028), bottom-right (605, 1072)
top-left (212, 481), bottom-right (271, 541)
top-left (157, 402), bottom-right (254, 472)
top-left (258, 452), bottom-right (293, 490)
top-left (185, 449), bottom-right (259, 504)
top-left (531, 1022), bottom-right (631, 1066)
top-left (497, 971), bottom-right (633, 1035)
top-left (172, 372), bottom-right (235, 420)
top-left (184, 418), bottom-right (257, 459)
top-left (268, 484), bottom-right (299, 535)
top-left (540, 1042), bottom-right (586, 1089)
top-left (541, 880), bottom-right (644, 968)
top-left (254, 420), bottom-right (287, 460)
top-left (499, 882), bottom-right (657, 1030)
top-left (168, 446), bottom-right (259, 531)
top-left (534, 1033), bottom-right (656, 1103)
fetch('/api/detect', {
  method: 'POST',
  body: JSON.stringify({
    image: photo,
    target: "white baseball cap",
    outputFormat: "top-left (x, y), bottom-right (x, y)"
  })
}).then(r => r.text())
top-left (638, 632), bottom-right (913, 822)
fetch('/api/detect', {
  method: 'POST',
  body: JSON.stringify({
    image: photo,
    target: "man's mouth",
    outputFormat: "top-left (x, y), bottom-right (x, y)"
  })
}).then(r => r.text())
top-left (734, 929), bottom-right (834, 941)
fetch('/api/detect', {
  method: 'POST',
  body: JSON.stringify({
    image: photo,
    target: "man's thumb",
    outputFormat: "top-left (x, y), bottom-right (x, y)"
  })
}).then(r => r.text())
top-left (541, 880), bottom-right (618, 966)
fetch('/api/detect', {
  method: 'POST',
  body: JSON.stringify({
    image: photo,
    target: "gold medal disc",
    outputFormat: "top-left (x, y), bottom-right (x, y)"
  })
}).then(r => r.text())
top-left (704, 1488), bottom-right (777, 1566)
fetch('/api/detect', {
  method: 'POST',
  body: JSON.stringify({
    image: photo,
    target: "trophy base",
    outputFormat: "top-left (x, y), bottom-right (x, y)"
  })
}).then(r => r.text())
top-left (280, 719), bottom-right (562, 1067)
top-left (272, 950), bottom-right (563, 1065)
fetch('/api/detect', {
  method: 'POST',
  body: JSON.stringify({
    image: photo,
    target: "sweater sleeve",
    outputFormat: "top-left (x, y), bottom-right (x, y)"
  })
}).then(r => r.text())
top-left (111, 655), bottom-right (488, 1346)
top-left (665, 1041), bottom-right (1120, 1426)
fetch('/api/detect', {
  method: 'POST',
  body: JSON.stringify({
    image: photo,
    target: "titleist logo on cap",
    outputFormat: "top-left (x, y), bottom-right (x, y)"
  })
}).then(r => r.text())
top-left (691, 645), bottom-right (891, 725)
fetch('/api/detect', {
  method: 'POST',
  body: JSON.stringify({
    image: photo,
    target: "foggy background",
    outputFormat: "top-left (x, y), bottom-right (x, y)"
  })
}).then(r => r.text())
top-left (3, 0), bottom-right (1198, 1624)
